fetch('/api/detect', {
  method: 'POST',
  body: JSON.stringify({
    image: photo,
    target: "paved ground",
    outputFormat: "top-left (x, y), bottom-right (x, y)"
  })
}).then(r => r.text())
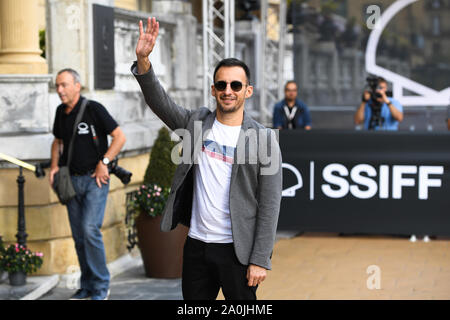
top-left (36, 232), bottom-right (450, 300)
top-left (256, 233), bottom-right (450, 300)
top-left (39, 267), bottom-right (182, 300)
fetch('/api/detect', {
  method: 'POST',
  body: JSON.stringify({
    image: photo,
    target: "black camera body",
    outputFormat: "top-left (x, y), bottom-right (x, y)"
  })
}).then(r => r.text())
top-left (365, 76), bottom-right (393, 129)
top-left (108, 159), bottom-right (132, 185)
top-left (365, 76), bottom-right (393, 104)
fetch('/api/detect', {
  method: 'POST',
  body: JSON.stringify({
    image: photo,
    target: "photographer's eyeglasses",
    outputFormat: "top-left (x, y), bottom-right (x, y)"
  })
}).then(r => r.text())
top-left (214, 81), bottom-right (246, 92)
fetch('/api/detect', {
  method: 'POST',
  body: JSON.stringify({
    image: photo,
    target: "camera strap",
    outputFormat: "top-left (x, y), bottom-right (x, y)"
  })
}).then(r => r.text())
top-left (65, 98), bottom-right (89, 168)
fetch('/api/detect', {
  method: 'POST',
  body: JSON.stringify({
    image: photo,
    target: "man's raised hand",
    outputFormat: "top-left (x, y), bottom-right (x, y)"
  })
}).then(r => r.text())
top-left (135, 17), bottom-right (159, 74)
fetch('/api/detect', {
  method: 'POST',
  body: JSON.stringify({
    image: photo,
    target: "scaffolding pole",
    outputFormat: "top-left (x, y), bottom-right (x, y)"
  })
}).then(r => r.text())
top-left (259, 0), bottom-right (286, 126)
top-left (202, 0), bottom-right (235, 109)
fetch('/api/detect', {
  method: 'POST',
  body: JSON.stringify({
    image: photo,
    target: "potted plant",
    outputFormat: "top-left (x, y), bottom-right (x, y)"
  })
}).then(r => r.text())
top-left (0, 242), bottom-right (44, 286)
top-left (127, 127), bottom-right (189, 278)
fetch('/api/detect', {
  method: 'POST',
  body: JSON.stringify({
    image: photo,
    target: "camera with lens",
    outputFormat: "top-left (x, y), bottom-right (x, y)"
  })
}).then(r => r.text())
top-left (364, 76), bottom-right (393, 129)
top-left (108, 159), bottom-right (132, 185)
top-left (365, 77), bottom-right (392, 102)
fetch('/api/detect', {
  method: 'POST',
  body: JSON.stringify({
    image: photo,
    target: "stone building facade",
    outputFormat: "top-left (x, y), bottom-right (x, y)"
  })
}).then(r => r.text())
top-left (0, 0), bottom-right (201, 276)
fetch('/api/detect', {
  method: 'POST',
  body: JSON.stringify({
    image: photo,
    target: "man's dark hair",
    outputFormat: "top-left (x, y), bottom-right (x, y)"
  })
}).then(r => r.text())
top-left (284, 80), bottom-right (297, 90)
top-left (213, 58), bottom-right (251, 84)
top-left (377, 77), bottom-right (387, 85)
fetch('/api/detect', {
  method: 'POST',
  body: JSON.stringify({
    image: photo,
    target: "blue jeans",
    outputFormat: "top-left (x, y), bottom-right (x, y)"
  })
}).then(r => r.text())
top-left (66, 174), bottom-right (110, 292)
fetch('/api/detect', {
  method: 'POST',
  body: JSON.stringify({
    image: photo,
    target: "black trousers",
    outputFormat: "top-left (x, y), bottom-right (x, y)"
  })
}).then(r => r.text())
top-left (182, 236), bottom-right (257, 300)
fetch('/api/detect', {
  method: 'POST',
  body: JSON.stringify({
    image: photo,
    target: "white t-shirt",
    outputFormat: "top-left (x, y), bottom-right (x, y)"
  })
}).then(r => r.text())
top-left (188, 118), bottom-right (242, 243)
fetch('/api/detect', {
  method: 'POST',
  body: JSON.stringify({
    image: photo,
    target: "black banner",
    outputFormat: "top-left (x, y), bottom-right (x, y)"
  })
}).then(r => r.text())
top-left (278, 130), bottom-right (450, 236)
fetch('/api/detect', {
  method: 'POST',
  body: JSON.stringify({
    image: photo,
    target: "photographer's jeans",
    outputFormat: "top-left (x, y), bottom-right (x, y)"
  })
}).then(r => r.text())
top-left (66, 174), bottom-right (110, 293)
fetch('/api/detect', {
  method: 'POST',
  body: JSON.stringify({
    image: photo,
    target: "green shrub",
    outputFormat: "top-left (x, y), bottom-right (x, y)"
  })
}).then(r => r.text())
top-left (143, 126), bottom-right (177, 188)
top-left (39, 29), bottom-right (46, 58)
top-left (128, 126), bottom-right (177, 221)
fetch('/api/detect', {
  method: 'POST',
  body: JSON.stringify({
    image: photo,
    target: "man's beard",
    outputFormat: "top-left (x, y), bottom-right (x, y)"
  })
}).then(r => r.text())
top-left (217, 103), bottom-right (241, 114)
top-left (216, 98), bottom-right (243, 114)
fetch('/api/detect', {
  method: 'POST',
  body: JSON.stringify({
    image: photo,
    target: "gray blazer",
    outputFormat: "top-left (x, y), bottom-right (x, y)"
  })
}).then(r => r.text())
top-left (131, 62), bottom-right (282, 270)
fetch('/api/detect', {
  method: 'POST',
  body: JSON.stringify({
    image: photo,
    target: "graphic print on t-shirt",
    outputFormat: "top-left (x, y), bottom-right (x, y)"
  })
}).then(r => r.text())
top-left (202, 139), bottom-right (235, 164)
top-left (189, 119), bottom-right (242, 243)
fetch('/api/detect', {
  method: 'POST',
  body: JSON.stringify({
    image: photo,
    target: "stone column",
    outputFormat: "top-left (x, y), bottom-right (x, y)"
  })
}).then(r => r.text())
top-left (0, 0), bottom-right (48, 74)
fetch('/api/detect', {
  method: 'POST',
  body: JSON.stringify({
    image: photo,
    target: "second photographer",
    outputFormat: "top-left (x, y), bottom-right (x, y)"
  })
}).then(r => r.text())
top-left (354, 76), bottom-right (403, 130)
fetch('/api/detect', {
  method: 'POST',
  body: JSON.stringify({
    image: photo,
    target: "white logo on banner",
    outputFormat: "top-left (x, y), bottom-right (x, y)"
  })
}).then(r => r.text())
top-left (281, 163), bottom-right (303, 197)
top-left (282, 162), bottom-right (444, 200)
top-left (365, 0), bottom-right (450, 106)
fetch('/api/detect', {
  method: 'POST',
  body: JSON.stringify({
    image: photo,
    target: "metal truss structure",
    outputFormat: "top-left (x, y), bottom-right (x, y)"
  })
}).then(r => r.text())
top-left (202, 0), bottom-right (235, 108)
top-left (259, 0), bottom-right (287, 126)
top-left (202, 0), bottom-right (286, 123)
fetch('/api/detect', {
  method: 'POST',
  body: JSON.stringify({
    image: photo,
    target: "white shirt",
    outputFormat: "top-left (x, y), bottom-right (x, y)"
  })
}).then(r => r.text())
top-left (188, 118), bottom-right (242, 243)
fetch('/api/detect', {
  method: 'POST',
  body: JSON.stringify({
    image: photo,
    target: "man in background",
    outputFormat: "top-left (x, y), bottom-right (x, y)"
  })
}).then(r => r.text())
top-left (354, 77), bottom-right (403, 130)
top-left (49, 68), bottom-right (126, 300)
top-left (273, 80), bottom-right (312, 130)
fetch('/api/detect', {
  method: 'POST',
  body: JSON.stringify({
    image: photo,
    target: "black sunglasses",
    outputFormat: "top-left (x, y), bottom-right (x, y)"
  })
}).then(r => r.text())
top-left (214, 81), bottom-right (245, 92)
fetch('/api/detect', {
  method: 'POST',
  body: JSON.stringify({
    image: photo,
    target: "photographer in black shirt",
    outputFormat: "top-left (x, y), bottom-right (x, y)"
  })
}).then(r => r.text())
top-left (49, 68), bottom-right (126, 300)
